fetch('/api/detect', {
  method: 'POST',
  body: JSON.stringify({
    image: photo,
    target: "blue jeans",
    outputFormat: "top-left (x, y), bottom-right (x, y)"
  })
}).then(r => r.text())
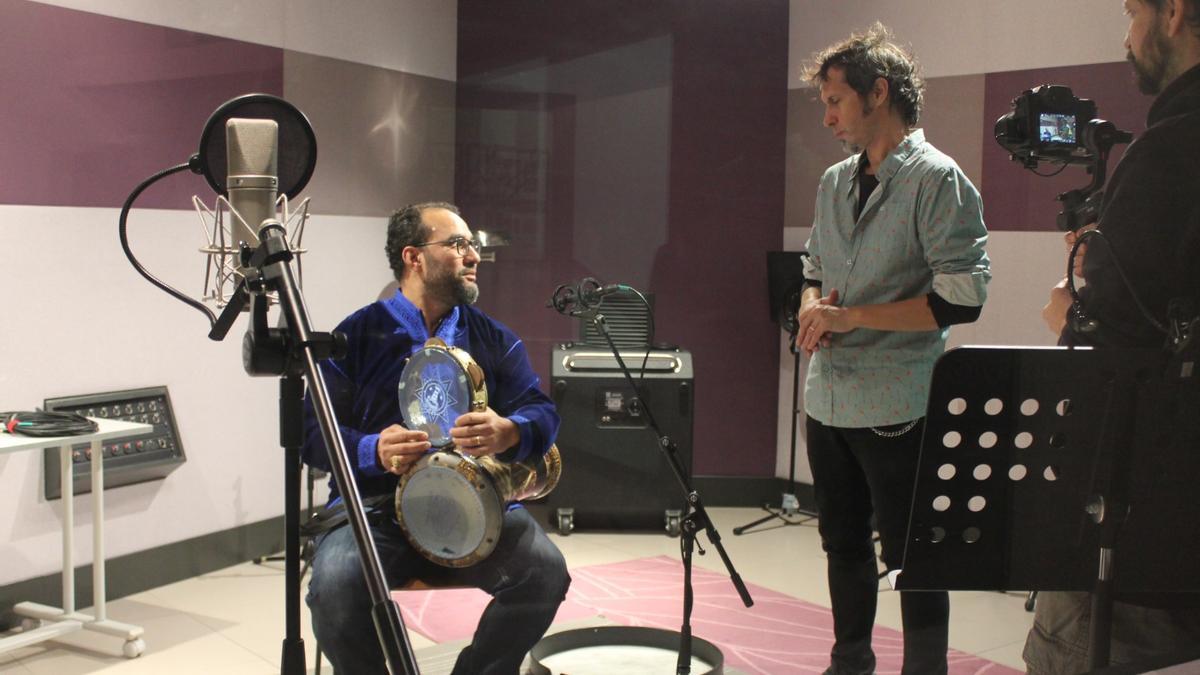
top-left (306, 505), bottom-right (570, 675)
top-left (807, 416), bottom-right (949, 675)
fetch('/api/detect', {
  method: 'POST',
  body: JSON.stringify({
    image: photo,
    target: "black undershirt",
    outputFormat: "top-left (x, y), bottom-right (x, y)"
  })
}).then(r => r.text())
top-left (856, 164), bottom-right (879, 220)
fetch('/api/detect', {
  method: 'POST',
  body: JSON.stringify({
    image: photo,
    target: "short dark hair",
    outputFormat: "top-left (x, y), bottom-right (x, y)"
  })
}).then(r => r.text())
top-left (385, 201), bottom-right (460, 281)
top-left (1141, 0), bottom-right (1200, 35)
top-left (804, 22), bottom-right (924, 127)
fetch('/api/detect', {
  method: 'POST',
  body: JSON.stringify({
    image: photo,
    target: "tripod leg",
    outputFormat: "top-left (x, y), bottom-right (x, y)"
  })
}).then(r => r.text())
top-left (733, 509), bottom-right (784, 535)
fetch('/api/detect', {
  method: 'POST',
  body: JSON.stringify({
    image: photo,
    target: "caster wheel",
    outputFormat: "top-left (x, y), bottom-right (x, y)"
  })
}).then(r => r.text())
top-left (123, 638), bottom-right (146, 658)
top-left (665, 514), bottom-right (682, 538)
top-left (20, 618), bottom-right (41, 632)
top-left (557, 512), bottom-right (574, 536)
top-left (555, 508), bottom-right (575, 535)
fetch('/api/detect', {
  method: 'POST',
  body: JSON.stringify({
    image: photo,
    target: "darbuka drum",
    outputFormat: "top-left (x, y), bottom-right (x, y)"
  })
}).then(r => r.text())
top-left (395, 338), bottom-right (561, 567)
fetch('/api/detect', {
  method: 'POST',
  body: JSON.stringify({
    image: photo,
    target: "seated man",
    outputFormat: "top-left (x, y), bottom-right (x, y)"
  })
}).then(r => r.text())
top-left (301, 202), bottom-right (569, 675)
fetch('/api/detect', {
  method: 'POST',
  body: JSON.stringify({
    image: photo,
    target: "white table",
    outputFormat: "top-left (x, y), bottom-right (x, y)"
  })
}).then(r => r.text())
top-left (0, 417), bottom-right (151, 658)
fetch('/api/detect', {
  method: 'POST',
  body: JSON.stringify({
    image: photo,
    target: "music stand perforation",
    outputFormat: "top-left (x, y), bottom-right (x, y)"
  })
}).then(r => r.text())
top-left (896, 346), bottom-right (1200, 670)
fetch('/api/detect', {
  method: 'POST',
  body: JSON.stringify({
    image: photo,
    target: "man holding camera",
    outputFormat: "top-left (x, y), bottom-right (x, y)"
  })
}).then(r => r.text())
top-left (1043, 0), bottom-right (1200, 344)
top-left (1031, 0), bottom-right (1200, 672)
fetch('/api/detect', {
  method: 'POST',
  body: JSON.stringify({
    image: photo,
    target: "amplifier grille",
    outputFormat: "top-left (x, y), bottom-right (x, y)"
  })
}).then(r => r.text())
top-left (577, 291), bottom-right (654, 348)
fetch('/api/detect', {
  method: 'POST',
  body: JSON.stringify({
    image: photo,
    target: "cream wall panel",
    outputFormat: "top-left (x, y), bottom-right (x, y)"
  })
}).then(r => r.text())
top-left (789, 0), bottom-right (1129, 86)
top-left (29, 0), bottom-right (457, 81)
top-left (0, 204), bottom-right (389, 584)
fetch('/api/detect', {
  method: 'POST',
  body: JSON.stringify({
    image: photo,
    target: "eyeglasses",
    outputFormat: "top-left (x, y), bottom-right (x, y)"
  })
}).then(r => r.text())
top-left (411, 236), bottom-right (483, 257)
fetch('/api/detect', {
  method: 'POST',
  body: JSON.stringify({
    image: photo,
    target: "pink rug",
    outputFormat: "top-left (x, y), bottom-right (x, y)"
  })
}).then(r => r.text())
top-left (393, 555), bottom-right (1021, 675)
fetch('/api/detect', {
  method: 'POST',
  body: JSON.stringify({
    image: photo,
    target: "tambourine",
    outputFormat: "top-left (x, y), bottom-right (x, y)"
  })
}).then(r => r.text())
top-left (395, 338), bottom-right (561, 567)
top-left (396, 337), bottom-right (487, 447)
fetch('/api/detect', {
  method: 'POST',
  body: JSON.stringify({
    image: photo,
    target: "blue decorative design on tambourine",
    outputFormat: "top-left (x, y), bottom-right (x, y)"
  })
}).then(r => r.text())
top-left (397, 338), bottom-right (487, 447)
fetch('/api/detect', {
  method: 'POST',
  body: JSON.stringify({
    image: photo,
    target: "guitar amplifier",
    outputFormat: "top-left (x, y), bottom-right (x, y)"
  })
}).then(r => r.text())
top-left (543, 344), bottom-right (693, 535)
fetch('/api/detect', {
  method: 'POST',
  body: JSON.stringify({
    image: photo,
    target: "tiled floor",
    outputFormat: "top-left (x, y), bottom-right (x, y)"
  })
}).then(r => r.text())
top-left (0, 507), bottom-right (1035, 673)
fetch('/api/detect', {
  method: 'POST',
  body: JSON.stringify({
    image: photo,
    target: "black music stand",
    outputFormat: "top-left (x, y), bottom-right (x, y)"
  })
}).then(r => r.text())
top-left (894, 346), bottom-right (1200, 670)
top-left (735, 251), bottom-right (816, 535)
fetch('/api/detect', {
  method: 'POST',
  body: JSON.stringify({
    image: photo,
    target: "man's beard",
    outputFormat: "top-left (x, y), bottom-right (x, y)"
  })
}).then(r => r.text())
top-left (454, 274), bottom-right (480, 305)
top-left (841, 100), bottom-right (875, 154)
top-left (428, 265), bottom-right (479, 306)
top-left (1128, 23), bottom-right (1171, 95)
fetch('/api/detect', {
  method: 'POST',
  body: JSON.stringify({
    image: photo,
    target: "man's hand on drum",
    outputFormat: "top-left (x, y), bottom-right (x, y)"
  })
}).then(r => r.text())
top-left (451, 408), bottom-right (519, 457)
top-left (378, 424), bottom-right (430, 475)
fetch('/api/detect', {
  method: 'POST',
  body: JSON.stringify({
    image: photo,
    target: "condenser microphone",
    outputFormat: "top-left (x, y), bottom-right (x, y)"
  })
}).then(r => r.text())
top-left (578, 278), bottom-right (630, 308)
top-left (225, 118), bottom-right (279, 267)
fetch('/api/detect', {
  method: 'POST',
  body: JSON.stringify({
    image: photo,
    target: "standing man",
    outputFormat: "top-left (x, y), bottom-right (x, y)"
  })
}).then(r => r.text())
top-left (1033, 1), bottom-right (1200, 671)
top-left (301, 202), bottom-right (569, 675)
top-left (798, 24), bottom-right (991, 675)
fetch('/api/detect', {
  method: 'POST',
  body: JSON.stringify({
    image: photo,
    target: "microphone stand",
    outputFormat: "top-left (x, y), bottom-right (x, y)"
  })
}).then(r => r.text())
top-left (210, 223), bottom-right (419, 675)
top-left (581, 306), bottom-right (754, 674)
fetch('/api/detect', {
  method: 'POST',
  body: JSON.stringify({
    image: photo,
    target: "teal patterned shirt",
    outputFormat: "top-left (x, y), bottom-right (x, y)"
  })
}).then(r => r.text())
top-left (802, 129), bottom-right (991, 427)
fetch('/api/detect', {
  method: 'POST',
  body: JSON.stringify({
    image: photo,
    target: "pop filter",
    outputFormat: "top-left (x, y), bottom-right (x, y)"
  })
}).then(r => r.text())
top-left (194, 93), bottom-right (317, 199)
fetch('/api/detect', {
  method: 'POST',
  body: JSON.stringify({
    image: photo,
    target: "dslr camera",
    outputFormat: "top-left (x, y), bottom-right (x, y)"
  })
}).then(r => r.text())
top-left (995, 85), bottom-right (1102, 167)
top-left (994, 85), bottom-right (1132, 231)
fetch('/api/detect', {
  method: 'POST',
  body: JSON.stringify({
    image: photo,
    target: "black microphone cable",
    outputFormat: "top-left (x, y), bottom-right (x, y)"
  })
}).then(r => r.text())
top-left (119, 159), bottom-right (219, 328)
top-left (548, 280), bottom-right (657, 381)
top-left (624, 285), bottom-right (657, 383)
top-left (581, 279), bottom-right (657, 382)
top-left (2, 411), bottom-right (98, 437)
top-left (1066, 229), bottom-right (1167, 336)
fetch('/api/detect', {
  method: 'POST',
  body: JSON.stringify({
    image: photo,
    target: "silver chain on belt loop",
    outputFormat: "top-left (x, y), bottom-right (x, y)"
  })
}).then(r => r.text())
top-left (870, 419), bottom-right (919, 438)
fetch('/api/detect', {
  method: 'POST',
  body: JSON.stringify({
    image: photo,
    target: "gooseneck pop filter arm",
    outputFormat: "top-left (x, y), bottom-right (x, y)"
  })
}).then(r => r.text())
top-left (120, 94), bottom-right (418, 675)
top-left (119, 159), bottom-right (216, 325)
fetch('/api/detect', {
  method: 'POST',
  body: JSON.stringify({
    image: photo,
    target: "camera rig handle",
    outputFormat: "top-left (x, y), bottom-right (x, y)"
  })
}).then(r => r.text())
top-left (1056, 119), bottom-right (1134, 232)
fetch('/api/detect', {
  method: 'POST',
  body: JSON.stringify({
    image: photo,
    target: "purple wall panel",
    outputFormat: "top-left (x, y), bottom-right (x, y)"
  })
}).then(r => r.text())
top-left (458, 0), bottom-right (788, 477)
top-left (658, 4), bottom-right (787, 477)
top-left (0, 0), bottom-right (283, 209)
top-left (981, 62), bottom-right (1152, 232)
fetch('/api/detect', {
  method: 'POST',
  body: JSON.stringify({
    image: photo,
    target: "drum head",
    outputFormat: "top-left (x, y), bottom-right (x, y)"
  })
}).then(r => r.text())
top-left (397, 344), bottom-right (475, 447)
top-left (397, 452), bottom-right (503, 567)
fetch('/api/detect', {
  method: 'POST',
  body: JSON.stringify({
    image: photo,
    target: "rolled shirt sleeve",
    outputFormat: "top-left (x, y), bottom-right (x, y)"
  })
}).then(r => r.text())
top-left (918, 165), bottom-right (991, 308)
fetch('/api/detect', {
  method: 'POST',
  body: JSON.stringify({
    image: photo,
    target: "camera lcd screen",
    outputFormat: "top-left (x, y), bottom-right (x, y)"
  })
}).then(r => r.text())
top-left (1039, 113), bottom-right (1077, 145)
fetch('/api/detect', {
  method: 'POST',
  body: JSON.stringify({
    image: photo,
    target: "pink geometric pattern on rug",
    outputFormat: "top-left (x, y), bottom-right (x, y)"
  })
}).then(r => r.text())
top-left (392, 555), bottom-right (1021, 675)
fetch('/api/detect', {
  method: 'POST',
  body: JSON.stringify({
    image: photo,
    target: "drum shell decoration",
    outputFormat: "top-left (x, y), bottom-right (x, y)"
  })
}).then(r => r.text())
top-left (395, 338), bottom-right (562, 567)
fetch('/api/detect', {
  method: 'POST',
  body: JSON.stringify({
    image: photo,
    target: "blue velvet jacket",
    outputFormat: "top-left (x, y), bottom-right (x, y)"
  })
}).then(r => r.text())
top-left (301, 290), bottom-right (559, 504)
